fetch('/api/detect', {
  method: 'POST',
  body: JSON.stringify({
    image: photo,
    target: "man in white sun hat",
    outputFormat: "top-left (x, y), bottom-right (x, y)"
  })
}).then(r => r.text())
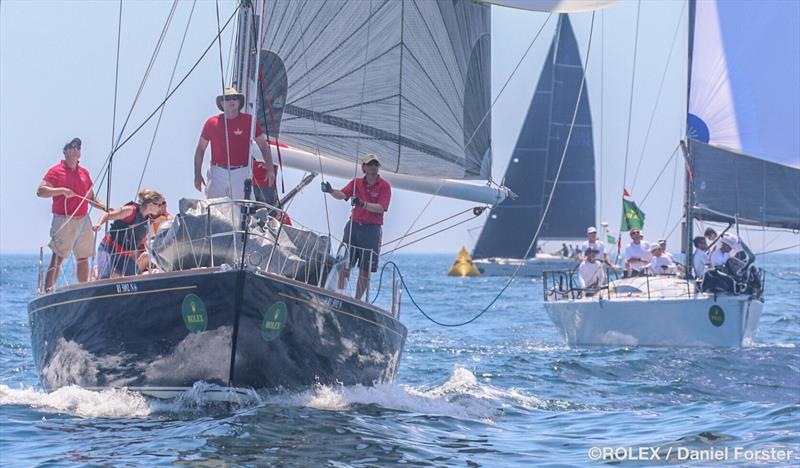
top-left (711, 234), bottom-right (738, 268)
top-left (579, 226), bottom-right (612, 267)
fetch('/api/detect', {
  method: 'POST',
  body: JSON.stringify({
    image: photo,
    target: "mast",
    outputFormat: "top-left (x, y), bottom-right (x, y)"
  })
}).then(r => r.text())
top-left (233, 0), bottom-right (264, 118)
top-left (682, 0), bottom-right (696, 280)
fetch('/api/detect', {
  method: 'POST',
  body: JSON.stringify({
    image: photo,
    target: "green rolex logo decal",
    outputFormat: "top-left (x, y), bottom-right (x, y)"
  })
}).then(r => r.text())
top-left (182, 294), bottom-right (208, 333)
top-left (261, 302), bottom-right (288, 341)
top-left (708, 305), bottom-right (725, 327)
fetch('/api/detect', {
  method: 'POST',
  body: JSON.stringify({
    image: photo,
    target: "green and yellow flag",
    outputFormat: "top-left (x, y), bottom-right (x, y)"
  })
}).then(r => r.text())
top-left (621, 189), bottom-right (645, 231)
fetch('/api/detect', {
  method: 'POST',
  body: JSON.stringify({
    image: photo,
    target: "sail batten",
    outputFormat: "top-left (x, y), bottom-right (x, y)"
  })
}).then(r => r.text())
top-left (259, 0), bottom-right (492, 180)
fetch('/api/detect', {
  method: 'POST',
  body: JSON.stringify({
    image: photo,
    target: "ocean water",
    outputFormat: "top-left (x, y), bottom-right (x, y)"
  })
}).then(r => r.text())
top-left (1, 253), bottom-right (798, 466)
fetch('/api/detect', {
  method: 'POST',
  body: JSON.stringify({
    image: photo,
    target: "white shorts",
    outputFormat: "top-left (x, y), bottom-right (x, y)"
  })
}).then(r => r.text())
top-left (49, 215), bottom-right (95, 259)
top-left (206, 165), bottom-right (250, 199)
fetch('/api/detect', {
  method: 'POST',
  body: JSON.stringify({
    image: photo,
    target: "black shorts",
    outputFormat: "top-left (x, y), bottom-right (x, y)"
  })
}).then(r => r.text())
top-left (342, 221), bottom-right (381, 272)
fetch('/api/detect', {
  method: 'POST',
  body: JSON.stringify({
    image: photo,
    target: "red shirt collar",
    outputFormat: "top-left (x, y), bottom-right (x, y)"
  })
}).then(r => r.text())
top-left (362, 175), bottom-right (382, 187)
top-left (61, 159), bottom-right (81, 172)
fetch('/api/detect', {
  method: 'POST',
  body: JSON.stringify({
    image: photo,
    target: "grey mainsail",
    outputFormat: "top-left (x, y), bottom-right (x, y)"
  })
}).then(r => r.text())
top-left (255, 0), bottom-right (491, 180)
top-left (473, 15), bottom-right (594, 260)
top-left (690, 141), bottom-right (799, 230)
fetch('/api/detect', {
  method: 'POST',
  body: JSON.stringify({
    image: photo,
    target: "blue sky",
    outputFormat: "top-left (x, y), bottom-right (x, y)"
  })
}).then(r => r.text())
top-left (1, 0), bottom-right (797, 256)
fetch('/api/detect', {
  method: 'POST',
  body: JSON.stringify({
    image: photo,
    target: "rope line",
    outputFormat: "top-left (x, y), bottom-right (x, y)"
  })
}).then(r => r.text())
top-left (660, 145), bottom-right (681, 238)
top-left (106, 0), bottom-right (123, 221)
top-left (103, 6), bottom-right (241, 159)
top-left (615, 0), bottom-right (642, 248)
top-left (381, 206), bottom-right (484, 248)
top-left (295, 4), bottom-right (333, 239)
top-left (346, 0), bottom-right (375, 254)
top-left (462, 13), bottom-right (553, 161)
top-left (630, 1), bottom-right (686, 194)
top-left (136, 0), bottom-right (198, 195)
top-left (379, 209), bottom-right (485, 258)
top-left (215, 0), bottom-right (235, 201)
top-left (384, 13), bottom-right (555, 265)
top-left (63, 4), bottom-right (241, 243)
top-left (373, 12), bottom-right (597, 326)
top-left (640, 143), bottom-right (680, 204)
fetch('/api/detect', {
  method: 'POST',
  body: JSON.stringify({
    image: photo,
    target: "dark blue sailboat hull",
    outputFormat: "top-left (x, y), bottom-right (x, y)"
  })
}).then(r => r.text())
top-left (28, 269), bottom-right (406, 398)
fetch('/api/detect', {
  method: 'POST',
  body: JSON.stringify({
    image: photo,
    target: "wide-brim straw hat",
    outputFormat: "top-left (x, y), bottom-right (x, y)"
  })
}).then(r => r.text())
top-left (216, 87), bottom-right (245, 111)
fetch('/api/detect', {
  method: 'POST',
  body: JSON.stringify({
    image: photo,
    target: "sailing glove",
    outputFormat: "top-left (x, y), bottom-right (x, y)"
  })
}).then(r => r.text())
top-left (352, 197), bottom-right (365, 208)
top-left (321, 181), bottom-right (332, 193)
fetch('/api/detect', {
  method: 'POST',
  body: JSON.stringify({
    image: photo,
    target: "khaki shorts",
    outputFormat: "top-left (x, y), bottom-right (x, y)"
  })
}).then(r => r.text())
top-left (49, 215), bottom-right (96, 259)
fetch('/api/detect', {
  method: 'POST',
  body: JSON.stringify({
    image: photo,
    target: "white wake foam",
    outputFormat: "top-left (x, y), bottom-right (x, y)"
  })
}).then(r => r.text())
top-left (0, 384), bottom-right (151, 418)
top-left (0, 368), bottom-right (555, 420)
top-left (274, 367), bottom-right (549, 420)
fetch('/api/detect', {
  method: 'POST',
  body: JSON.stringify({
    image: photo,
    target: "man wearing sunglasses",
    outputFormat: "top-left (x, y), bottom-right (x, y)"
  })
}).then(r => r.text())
top-left (622, 229), bottom-right (652, 277)
top-left (194, 87), bottom-right (276, 200)
top-left (37, 137), bottom-right (106, 291)
top-left (321, 154), bottom-right (391, 300)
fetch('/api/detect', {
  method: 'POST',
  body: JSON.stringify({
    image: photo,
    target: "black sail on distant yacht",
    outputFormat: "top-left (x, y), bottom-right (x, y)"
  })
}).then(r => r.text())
top-left (472, 15), bottom-right (595, 276)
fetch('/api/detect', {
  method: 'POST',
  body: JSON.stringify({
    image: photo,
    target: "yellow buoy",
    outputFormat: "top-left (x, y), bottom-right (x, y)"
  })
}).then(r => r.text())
top-left (447, 246), bottom-right (481, 277)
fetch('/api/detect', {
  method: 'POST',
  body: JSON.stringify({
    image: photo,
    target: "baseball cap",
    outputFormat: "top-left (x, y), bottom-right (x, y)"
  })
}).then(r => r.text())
top-left (63, 137), bottom-right (81, 151)
top-left (361, 154), bottom-right (381, 166)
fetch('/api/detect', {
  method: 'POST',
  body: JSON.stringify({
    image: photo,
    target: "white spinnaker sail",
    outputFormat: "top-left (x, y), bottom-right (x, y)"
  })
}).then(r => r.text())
top-left (478, 0), bottom-right (614, 13)
top-left (687, 0), bottom-right (800, 230)
top-left (687, 0), bottom-right (741, 150)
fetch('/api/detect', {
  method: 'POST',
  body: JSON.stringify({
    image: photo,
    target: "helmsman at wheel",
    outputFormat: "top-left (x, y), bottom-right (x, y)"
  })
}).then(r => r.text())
top-left (321, 154), bottom-right (391, 300)
top-left (193, 87), bottom-right (276, 200)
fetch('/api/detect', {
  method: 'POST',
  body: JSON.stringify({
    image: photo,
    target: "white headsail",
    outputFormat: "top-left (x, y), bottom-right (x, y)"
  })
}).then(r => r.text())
top-left (687, 0), bottom-right (741, 150)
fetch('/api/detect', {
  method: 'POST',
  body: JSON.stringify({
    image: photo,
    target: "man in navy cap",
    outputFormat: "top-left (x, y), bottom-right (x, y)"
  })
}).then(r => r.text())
top-left (37, 138), bottom-right (106, 291)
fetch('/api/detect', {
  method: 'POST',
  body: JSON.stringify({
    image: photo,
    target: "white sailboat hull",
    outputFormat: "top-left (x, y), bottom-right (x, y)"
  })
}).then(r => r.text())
top-left (474, 254), bottom-right (575, 276)
top-left (544, 277), bottom-right (762, 347)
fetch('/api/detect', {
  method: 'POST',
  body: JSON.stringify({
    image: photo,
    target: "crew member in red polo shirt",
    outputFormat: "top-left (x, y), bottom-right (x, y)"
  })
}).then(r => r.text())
top-left (321, 154), bottom-right (391, 300)
top-left (193, 87), bottom-right (276, 200)
top-left (37, 137), bottom-right (106, 291)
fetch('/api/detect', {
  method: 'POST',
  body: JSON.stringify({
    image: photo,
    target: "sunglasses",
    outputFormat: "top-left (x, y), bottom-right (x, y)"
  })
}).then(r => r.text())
top-left (65, 144), bottom-right (81, 150)
top-left (630, 231), bottom-right (641, 236)
top-left (149, 201), bottom-right (165, 207)
top-left (223, 96), bottom-right (240, 101)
